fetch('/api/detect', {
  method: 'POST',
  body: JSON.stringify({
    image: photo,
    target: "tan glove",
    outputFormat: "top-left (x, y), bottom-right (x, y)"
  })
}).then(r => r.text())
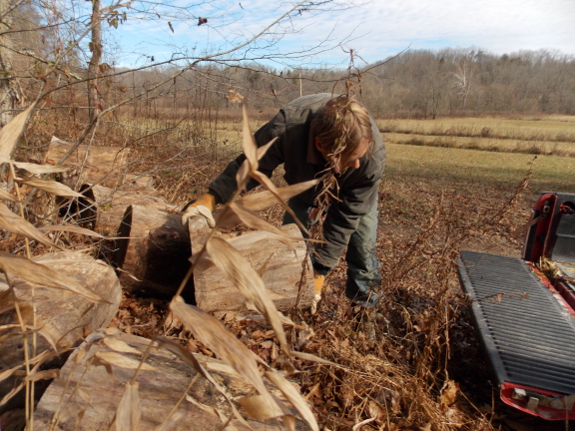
top-left (181, 194), bottom-right (216, 227)
top-left (311, 272), bottom-right (325, 314)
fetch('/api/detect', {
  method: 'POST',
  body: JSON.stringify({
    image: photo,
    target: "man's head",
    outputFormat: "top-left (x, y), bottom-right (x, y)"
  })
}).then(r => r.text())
top-left (311, 95), bottom-right (374, 174)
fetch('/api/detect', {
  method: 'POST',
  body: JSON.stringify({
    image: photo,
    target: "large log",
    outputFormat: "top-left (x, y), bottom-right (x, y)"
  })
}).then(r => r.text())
top-left (193, 224), bottom-right (314, 312)
top-left (44, 136), bottom-right (130, 189)
top-left (115, 204), bottom-right (194, 301)
top-left (0, 251), bottom-right (121, 412)
top-left (73, 184), bottom-right (176, 235)
top-left (33, 332), bottom-right (308, 430)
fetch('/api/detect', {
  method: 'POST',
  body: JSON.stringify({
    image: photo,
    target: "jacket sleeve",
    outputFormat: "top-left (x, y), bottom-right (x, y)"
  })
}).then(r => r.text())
top-left (208, 111), bottom-right (286, 204)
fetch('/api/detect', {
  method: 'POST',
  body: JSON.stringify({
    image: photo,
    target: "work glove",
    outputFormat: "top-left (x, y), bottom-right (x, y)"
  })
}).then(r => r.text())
top-left (311, 272), bottom-right (325, 314)
top-left (181, 194), bottom-right (216, 227)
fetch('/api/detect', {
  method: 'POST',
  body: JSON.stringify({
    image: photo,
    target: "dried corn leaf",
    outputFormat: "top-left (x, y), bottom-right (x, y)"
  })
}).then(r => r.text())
top-left (0, 202), bottom-right (58, 248)
top-left (256, 139), bottom-right (276, 161)
top-left (264, 370), bottom-right (319, 431)
top-left (205, 237), bottom-right (289, 354)
top-left (237, 180), bottom-right (318, 213)
top-left (95, 352), bottom-right (156, 371)
top-left (156, 336), bottom-right (254, 431)
top-left (250, 170), bottom-right (309, 234)
top-left (0, 364), bottom-right (22, 383)
top-left (0, 188), bottom-right (17, 202)
top-left (77, 388), bottom-right (93, 407)
top-left (238, 395), bottom-right (285, 421)
top-left (170, 297), bottom-right (279, 415)
top-left (235, 159), bottom-right (250, 186)
top-left (18, 178), bottom-right (83, 197)
top-left (242, 105), bottom-right (258, 172)
top-left (0, 252), bottom-right (108, 303)
top-left (290, 351), bottom-right (339, 367)
top-left (116, 382), bottom-right (140, 431)
top-left (0, 349), bottom-right (57, 385)
top-left (103, 338), bottom-right (142, 355)
top-left (0, 103), bottom-right (36, 162)
top-left (185, 395), bottom-right (224, 420)
top-left (26, 368), bottom-right (59, 382)
top-left (0, 381), bottom-right (24, 407)
top-left (11, 161), bottom-right (72, 175)
top-left (271, 393), bottom-right (296, 431)
top-left (222, 202), bottom-right (287, 236)
top-left (153, 411), bottom-right (185, 431)
top-left (41, 225), bottom-right (104, 238)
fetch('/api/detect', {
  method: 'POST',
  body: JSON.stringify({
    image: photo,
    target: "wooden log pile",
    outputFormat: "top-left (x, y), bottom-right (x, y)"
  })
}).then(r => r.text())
top-left (43, 136), bottom-right (315, 311)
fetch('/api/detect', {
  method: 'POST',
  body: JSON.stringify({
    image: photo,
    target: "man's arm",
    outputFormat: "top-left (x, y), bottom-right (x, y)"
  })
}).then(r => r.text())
top-left (208, 111), bottom-right (286, 204)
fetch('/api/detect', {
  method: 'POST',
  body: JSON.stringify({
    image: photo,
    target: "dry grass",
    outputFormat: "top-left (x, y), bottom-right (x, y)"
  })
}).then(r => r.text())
top-left (378, 117), bottom-right (575, 151)
top-left (385, 132), bottom-right (575, 157)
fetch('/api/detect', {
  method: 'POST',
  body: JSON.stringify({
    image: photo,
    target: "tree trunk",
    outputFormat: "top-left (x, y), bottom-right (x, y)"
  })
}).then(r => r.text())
top-left (0, 0), bottom-right (20, 126)
top-left (87, 0), bottom-right (101, 123)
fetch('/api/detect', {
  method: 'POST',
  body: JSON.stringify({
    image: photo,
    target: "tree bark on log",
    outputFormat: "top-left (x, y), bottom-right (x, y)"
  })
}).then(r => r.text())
top-left (193, 224), bottom-right (314, 312)
top-left (33, 332), bottom-right (307, 430)
top-left (72, 184), bottom-right (175, 235)
top-left (0, 251), bottom-right (121, 412)
top-left (114, 204), bottom-right (194, 301)
top-left (45, 137), bottom-right (130, 189)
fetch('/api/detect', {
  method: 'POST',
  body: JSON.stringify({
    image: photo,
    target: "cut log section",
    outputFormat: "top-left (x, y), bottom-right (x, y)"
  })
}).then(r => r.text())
top-left (33, 332), bottom-right (308, 430)
top-left (114, 204), bottom-right (194, 301)
top-left (0, 251), bottom-right (121, 412)
top-left (71, 184), bottom-right (176, 235)
top-left (193, 224), bottom-right (314, 312)
top-left (44, 136), bottom-right (130, 189)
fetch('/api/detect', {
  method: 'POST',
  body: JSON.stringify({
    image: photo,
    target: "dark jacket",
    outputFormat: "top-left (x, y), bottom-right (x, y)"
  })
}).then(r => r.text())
top-left (209, 93), bottom-right (386, 270)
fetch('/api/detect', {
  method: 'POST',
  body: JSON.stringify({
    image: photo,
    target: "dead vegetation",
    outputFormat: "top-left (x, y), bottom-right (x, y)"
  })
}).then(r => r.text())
top-left (1, 97), bottom-right (572, 431)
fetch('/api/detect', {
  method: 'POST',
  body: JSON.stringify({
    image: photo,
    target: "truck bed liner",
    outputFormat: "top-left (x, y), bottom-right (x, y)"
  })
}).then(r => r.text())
top-left (458, 250), bottom-right (575, 396)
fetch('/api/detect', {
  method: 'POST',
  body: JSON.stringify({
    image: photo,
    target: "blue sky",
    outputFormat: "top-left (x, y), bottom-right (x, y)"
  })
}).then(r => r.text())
top-left (110, 0), bottom-right (575, 69)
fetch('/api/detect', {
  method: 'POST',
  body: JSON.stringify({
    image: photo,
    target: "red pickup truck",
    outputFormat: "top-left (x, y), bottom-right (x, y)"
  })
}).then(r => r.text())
top-left (457, 192), bottom-right (575, 421)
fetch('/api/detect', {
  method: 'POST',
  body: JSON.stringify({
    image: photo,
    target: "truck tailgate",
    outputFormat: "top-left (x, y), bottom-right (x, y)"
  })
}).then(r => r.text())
top-left (458, 250), bottom-right (575, 419)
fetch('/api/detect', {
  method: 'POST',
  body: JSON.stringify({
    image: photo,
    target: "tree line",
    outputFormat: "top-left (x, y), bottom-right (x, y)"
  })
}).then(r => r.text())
top-left (101, 47), bottom-right (575, 122)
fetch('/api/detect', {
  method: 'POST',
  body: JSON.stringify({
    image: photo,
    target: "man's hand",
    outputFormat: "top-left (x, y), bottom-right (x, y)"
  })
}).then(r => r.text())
top-left (181, 194), bottom-right (216, 227)
top-left (311, 271), bottom-right (325, 314)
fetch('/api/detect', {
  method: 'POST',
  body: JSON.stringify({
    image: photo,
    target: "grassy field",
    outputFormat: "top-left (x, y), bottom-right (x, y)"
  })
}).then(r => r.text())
top-left (378, 116), bottom-right (575, 158)
top-left (377, 116), bottom-right (575, 141)
top-left (385, 143), bottom-right (575, 192)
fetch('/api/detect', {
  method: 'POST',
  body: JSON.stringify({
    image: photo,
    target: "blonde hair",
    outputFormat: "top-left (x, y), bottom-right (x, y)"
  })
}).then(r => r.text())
top-left (311, 95), bottom-right (374, 168)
